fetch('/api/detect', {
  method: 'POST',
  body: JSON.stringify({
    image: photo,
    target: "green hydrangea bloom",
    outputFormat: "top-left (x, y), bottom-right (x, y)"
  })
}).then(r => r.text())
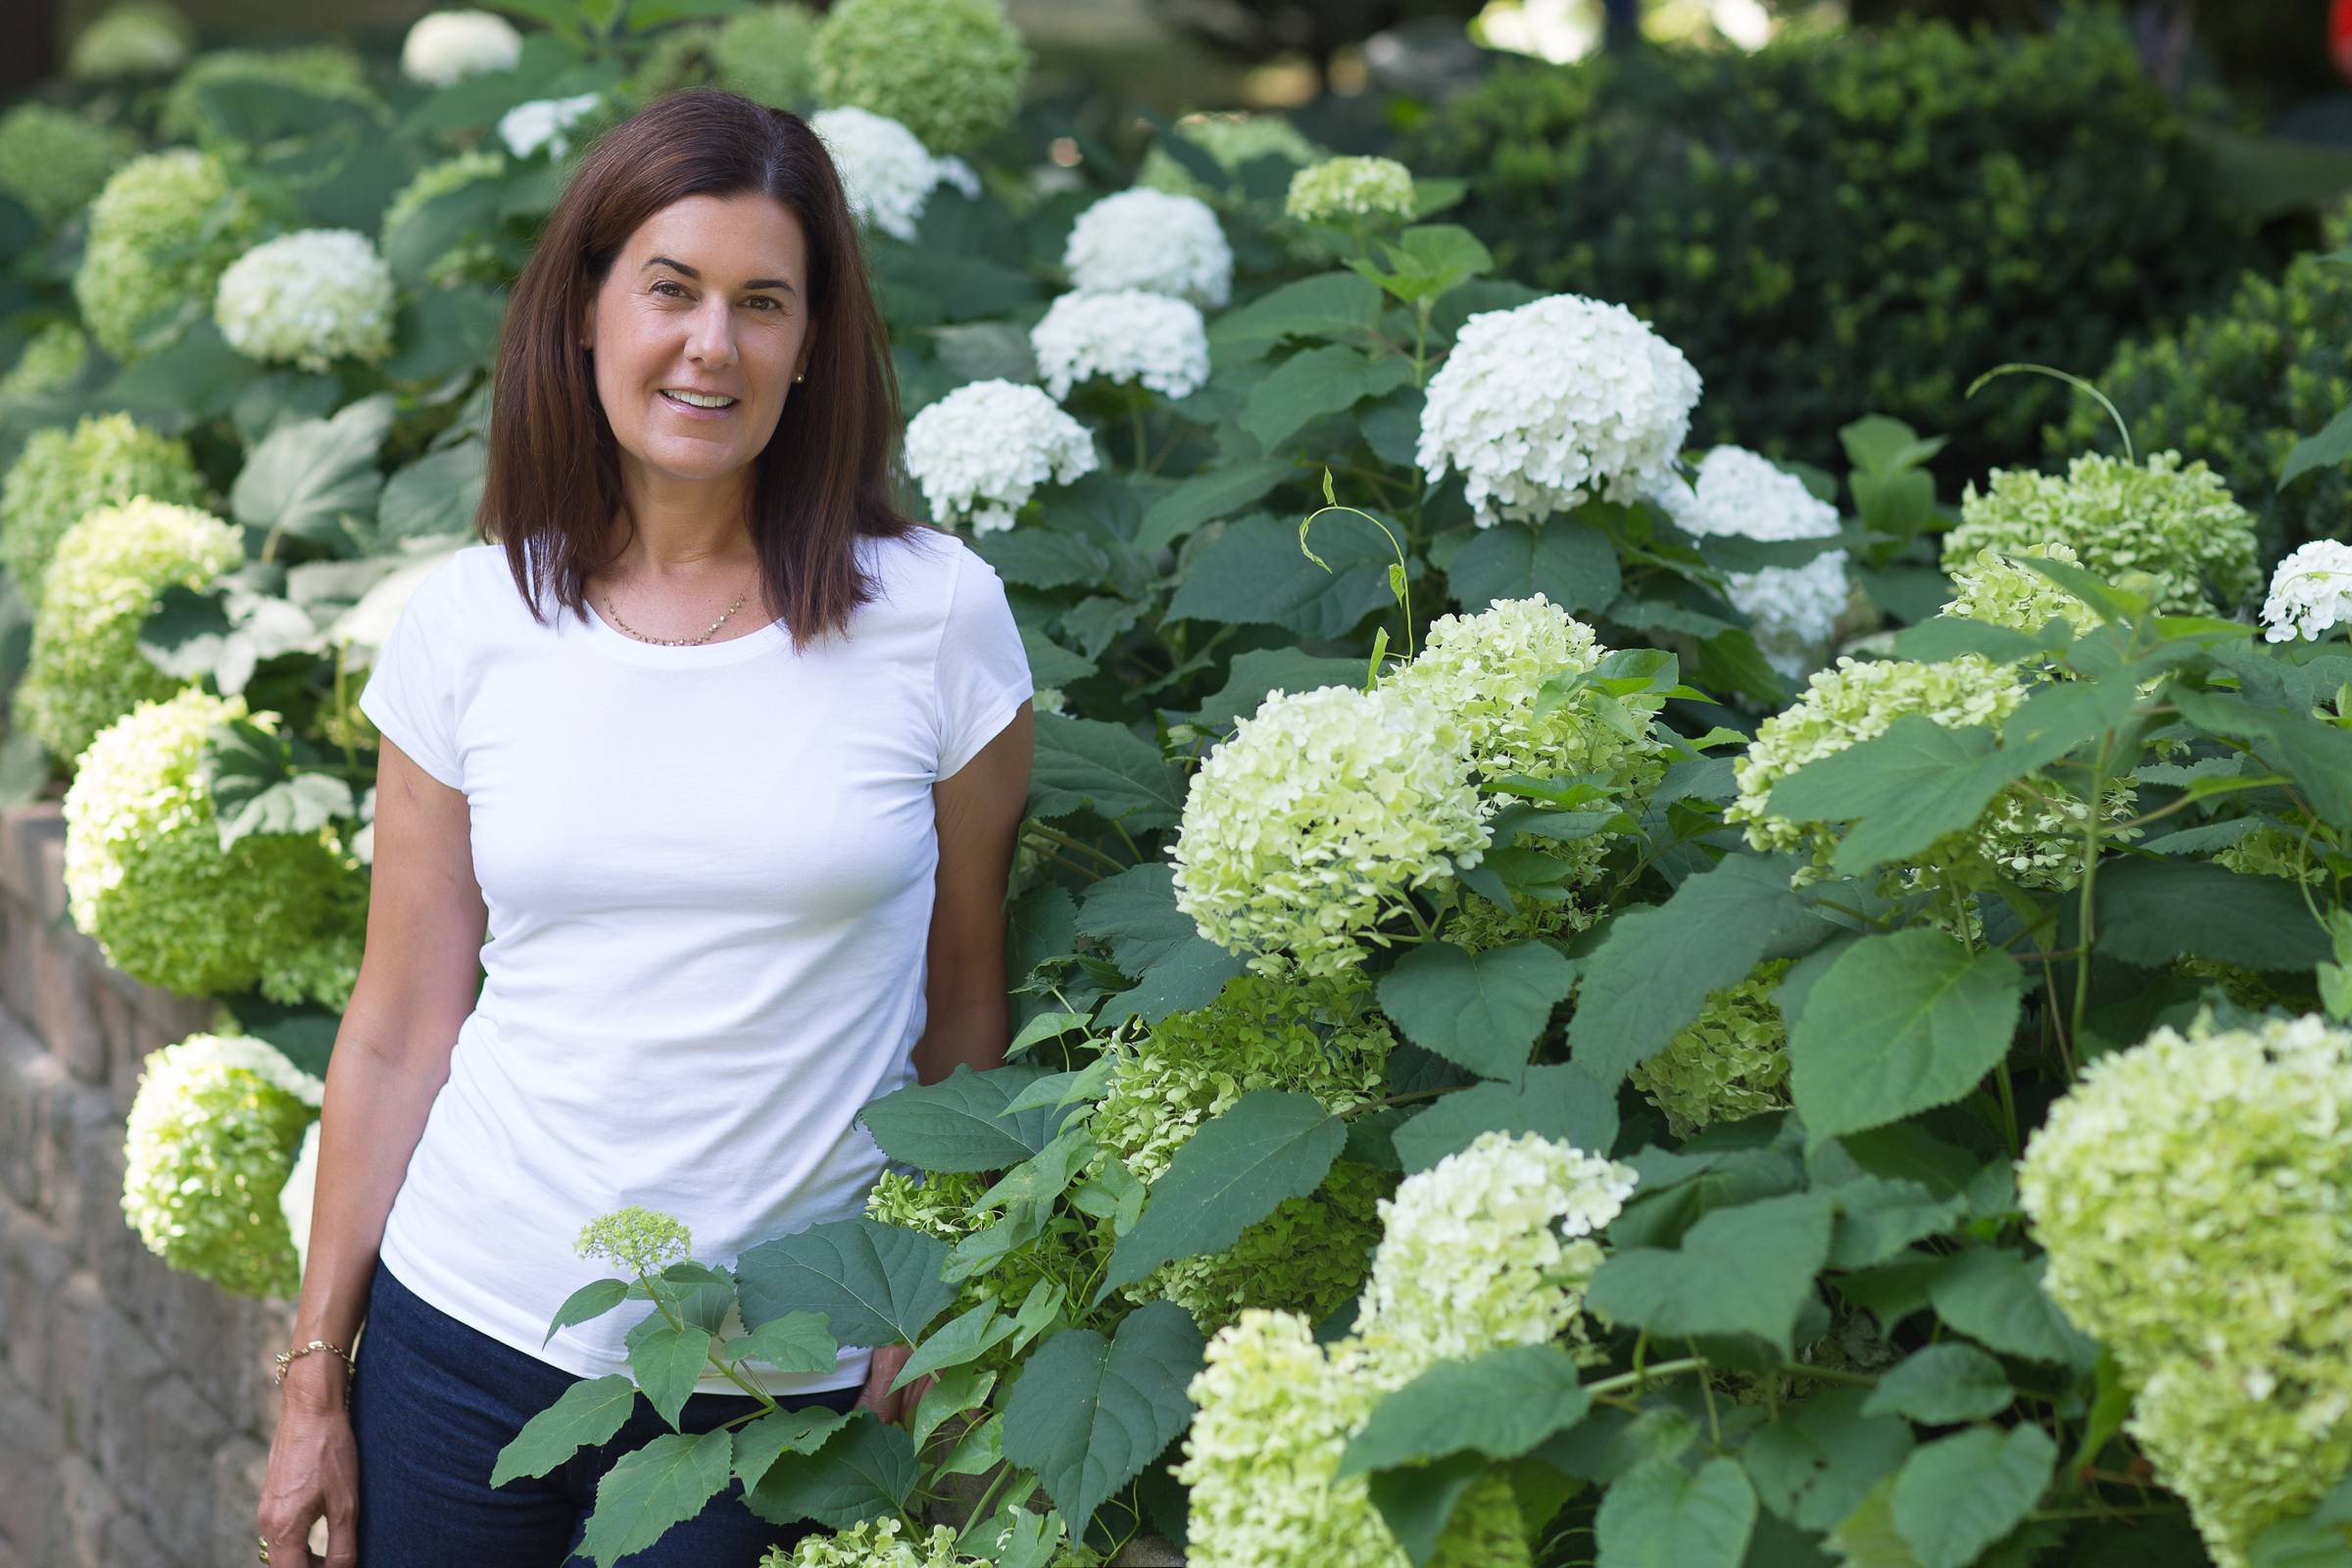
top-left (717, 4), bottom-right (821, 106)
top-left (863, 1165), bottom-right (1084, 1348)
top-left (1137, 111), bottom-right (1325, 207)
top-left (122, 1031), bottom-right (321, 1298)
top-left (762, 1513), bottom-right (1101, 1567)
top-left (2018, 1012), bottom-right (2352, 1568)
top-left (68, 0), bottom-right (195, 79)
top-left (2216, 823), bottom-right (2330, 888)
top-left (15, 497), bottom-right (243, 761)
top-left (1285, 155), bottom-right (1415, 225)
top-left (1628, 959), bottom-right (1791, 1139)
top-left (61, 686), bottom-right (370, 1006)
top-left (0, 411), bottom-right (212, 609)
top-left (74, 149), bottom-right (267, 364)
top-left (576, 1204), bottom-right (694, 1276)
top-left (1138, 1160), bottom-right (1388, 1333)
top-left (1944, 451), bottom-right (2260, 617)
top-left (1940, 541), bottom-right (2102, 641)
top-left (381, 150), bottom-right (509, 288)
top-left (0, 322), bottom-right (93, 401)
top-left (0, 105), bottom-right (140, 228)
top-left (1446, 887), bottom-right (1586, 955)
top-left (812, 0), bottom-right (1027, 158)
top-left (157, 45), bottom-right (383, 144)
top-left (1730, 655), bottom-right (2132, 895)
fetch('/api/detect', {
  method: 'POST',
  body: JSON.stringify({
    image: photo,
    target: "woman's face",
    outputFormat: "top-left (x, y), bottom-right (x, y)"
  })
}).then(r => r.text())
top-left (582, 192), bottom-right (813, 493)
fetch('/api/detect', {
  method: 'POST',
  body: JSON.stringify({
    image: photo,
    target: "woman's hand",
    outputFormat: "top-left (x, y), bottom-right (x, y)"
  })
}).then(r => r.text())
top-left (857, 1344), bottom-right (933, 1426)
top-left (256, 1394), bottom-right (360, 1566)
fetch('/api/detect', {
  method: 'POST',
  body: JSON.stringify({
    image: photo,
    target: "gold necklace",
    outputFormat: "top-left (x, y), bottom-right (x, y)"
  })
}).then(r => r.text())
top-left (597, 575), bottom-right (758, 646)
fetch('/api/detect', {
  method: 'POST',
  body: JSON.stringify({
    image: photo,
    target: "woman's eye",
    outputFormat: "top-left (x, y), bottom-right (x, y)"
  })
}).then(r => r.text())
top-left (653, 279), bottom-right (687, 298)
top-left (747, 296), bottom-right (782, 312)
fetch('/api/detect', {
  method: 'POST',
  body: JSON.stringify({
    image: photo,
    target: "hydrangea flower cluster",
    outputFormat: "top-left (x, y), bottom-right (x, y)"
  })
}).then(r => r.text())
top-left (1730, 655), bottom-right (2130, 894)
top-left (2216, 824), bottom-right (2328, 888)
top-left (904, 379), bottom-right (1099, 534)
top-left (1651, 445), bottom-right (1848, 682)
top-left (1944, 451), bottom-right (2261, 617)
top-left (0, 105), bottom-right (138, 228)
top-left (381, 150), bottom-right (509, 289)
top-left (2258, 539), bottom-right (2352, 643)
top-left (216, 229), bottom-right (397, 372)
top-left (499, 93), bottom-right (604, 160)
top-left (74, 149), bottom-right (266, 363)
top-left (767, 1519), bottom-right (970, 1567)
top-left (158, 46), bottom-right (381, 144)
top-left (1168, 684), bottom-right (1491, 979)
top-left (0, 322), bottom-right (92, 401)
top-left (1285, 156), bottom-right (1416, 225)
top-left (15, 497), bottom-right (243, 762)
top-left (1029, 289), bottom-right (1210, 403)
top-left (1137, 111), bottom-right (1325, 207)
top-left (1147, 1163), bottom-right (1389, 1332)
top-left (1941, 541), bottom-right (2102, 641)
top-left (399, 9), bottom-right (521, 86)
top-left (810, 105), bottom-right (956, 241)
top-left (122, 1032), bottom-right (322, 1298)
top-left (1062, 188), bottom-right (1232, 309)
top-left (0, 411), bottom-right (211, 609)
top-left (2018, 1012), bottom-right (2352, 1568)
top-left (1627, 961), bottom-right (1791, 1138)
top-left (713, 4), bottom-right (820, 107)
top-left (63, 687), bottom-right (369, 1007)
top-left (68, 0), bottom-right (195, 79)
top-left (576, 1204), bottom-right (694, 1276)
top-left (1418, 293), bottom-right (1703, 529)
top-left (811, 0), bottom-right (1028, 158)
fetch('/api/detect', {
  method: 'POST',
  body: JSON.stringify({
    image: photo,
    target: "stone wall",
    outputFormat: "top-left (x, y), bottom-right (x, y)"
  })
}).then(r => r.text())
top-left (0, 800), bottom-right (295, 1568)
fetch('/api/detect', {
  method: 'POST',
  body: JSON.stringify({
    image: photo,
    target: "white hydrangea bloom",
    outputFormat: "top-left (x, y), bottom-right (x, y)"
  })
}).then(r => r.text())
top-left (904, 378), bottom-right (1099, 535)
top-left (399, 9), bottom-right (521, 86)
top-left (810, 105), bottom-right (943, 242)
top-left (215, 229), bottom-right (395, 372)
top-left (1062, 187), bottom-right (1233, 309)
top-left (1285, 156), bottom-right (1415, 224)
top-left (1168, 683), bottom-right (1491, 980)
top-left (1419, 292), bottom-right (1702, 529)
top-left (933, 153), bottom-right (980, 200)
top-left (2259, 539), bottom-right (2352, 643)
top-left (280, 1116), bottom-right (321, 1280)
top-left (1652, 445), bottom-right (1848, 682)
top-left (1029, 288), bottom-right (1209, 402)
top-left (1354, 1129), bottom-right (1639, 1374)
top-left (498, 92), bottom-right (602, 160)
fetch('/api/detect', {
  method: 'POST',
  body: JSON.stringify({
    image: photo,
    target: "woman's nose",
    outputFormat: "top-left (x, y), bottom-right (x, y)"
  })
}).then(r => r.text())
top-left (687, 299), bottom-right (736, 368)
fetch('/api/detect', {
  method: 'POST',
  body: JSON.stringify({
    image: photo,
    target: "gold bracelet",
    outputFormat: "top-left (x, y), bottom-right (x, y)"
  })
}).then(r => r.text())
top-left (272, 1339), bottom-right (358, 1388)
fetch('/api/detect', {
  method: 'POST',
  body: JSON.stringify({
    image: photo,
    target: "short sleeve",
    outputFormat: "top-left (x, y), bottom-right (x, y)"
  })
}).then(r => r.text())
top-left (358, 560), bottom-right (466, 791)
top-left (931, 545), bottom-right (1034, 783)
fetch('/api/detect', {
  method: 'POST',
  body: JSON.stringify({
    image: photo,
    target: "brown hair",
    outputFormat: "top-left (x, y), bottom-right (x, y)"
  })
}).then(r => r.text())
top-left (477, 88), bottom-right (937, 655)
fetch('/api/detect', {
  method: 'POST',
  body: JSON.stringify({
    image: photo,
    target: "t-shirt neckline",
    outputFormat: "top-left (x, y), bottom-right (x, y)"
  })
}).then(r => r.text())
top-left (581, 595), bottom-right (790, 666)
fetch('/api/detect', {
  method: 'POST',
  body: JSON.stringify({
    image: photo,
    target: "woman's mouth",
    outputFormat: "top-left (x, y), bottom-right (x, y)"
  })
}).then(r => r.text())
top-left (660, 388), bottom-right (737, 416)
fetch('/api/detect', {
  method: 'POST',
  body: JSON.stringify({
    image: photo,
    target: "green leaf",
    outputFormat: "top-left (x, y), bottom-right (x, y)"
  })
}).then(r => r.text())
top-left (734, 1217), bottom-right (957, 1348)
top-left (2281, 403), bottom-right (2352, 491)
top-left (1788, 931), bottom-right (2023, 1146)
top-left (489, 1374), bottom-right (637, 1487)
top-left (1928, 1250), bottom-right (2098, 1372)
top-left (1889, 1424), bottom-right (2056, 1568)
top-left (377, 440), bottom-right (487, 543)
top-left (909, 1364), bottom-right (995, 1451)
top-left (1446, 517), bottom-right (1624, 616)
top-left (1029, 711), bottom-right (1185, 828)
top-left (894, 1298), bottom-right (1017, 1391)
top-left (1860, 1346), bottom-right (2015, 1425)
top-left (1375, 939), bottom-right (1576, 1082)
top-left (1389, 1061), bottom-right (1619, 1174)
top-left (1568, 854), bottom-right (1823, 1088)
top-left (858, 1063), bottom-right (1077, 1172)
top-left (1339, 1345), bottom-right (1591, 1477)
top-left (1824, 1474), bottom-right (1926, 1567)
top-left (1822, 1174), bottom-right (1966, 1271)
top-left (625, 1317), bottom-right (713, 1433)
top-left (1891, 617), bottom-right (2053, 665)
top-left (1097, 1090), bottom-right (1347, 1301)
top-left (2249, 1470), bottom-right (2352, 1566)
top-left (972, 529), bottom-right (1112, 590)
top-left (1585, 1192), bottom-right (1834, 1356)
top-left (1594, 1455), bottom-right (1757, 1568)
top-left (730, 1406), bottom-right (853, 1491)
top-left (1366, 1450), bottom-right (1486, 1566)
top-left (1765, 718), bottom-right (2002, 875)
top-left (575, 1429), bottom-right (733, 1568)
top-left (1166, 512), bottom-right (1404, 639)
top-left (1205, 270), bottom-right (1383, 365)
top-left (722, 1312), bottom-right (837, 1377)
top-left (1001, 1303), bottom-right (1205, 1531)
top-left (1241, 346), bottom-right (1414, 452)
top-left (1136, 458), bottom-right (1297, 553)
top-left (2091, 858), bottom-right (2333, 972)
top-left (1742, 1385), bottom-right (1914, 1533)
top-left (230, 394), bottom-right (395, 543)
top-left (744, 1412), bottom-right (915, 1531)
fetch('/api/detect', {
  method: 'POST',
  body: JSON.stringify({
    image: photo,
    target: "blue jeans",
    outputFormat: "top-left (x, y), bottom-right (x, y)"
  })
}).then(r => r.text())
top-left (350, 1256), bottom-right (862, 1566)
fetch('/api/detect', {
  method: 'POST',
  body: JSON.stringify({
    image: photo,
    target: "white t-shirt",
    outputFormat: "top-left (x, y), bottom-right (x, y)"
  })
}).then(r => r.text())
top-left (356, 526), bottom-right (1032, 1396)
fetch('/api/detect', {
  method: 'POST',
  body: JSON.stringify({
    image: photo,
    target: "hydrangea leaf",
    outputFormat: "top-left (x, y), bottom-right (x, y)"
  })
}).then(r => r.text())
top-left (1375, 937), bottom-right (1577, 1082)
top-left (1240, 343), bottom-right (1414, 452)
top-left (1585, 1190), bottom-right (1835, 1356)
top-left (743, 1411), bottom-right (915, 1530)
top-left (1788, 930), bottom-right (2023, 1146)
top-left (1927, 1249), bottom-right (2099, 1372)
top-left (1822, 1173), bottom-right (1967, 1271)
top-left (1861, 1345), bottom-right (2017, 1425)
top-left (543, 1278), bottom-right (629, 1345)
top-left (1029, 710), bottom-right (1185, 828)
top-left (721, 1311), bottom-right (838, 1378)
top-left (892, 1298), bottom-right (1016, 1391)
top-left (1096, 1089), bottom-right (1346, 1301)
top-left (970, 528), bottom-right (1111, 591)
top-left (1892, 615), bottom-right (2053, 666)
top-left (1202, 270), bottom-right (1382, 366)
top-left (2088, 858), bottom-right (2334, 971)
top-left (2174, 687), bottom-right (2352, 834)
top-left (1889, 1424), bottom-right (2057, 1568)
top-left (622, 1314), bottom-right (713, 1433)
top-left (729, 1405), bottom-right (854, 1493)
top-left (1000, 1302), bottom-right (1205, 1532)
top-left (1446, 515), bottom-right (1623, 616)
top-left (857, 1062), bottom-right (1075, 1172)
top-left (1390, 1060), bottom-right (1619, 1174)
top-left (1338, 1344), bottom-right (1592, 1477)
top-left (489, 1373), bottom-right (637, 1488)
top-left (734, 1216), bottom-right (957, 1348)
top-left (1135, 456), bottom-right (1297, 552)
top-left (378, 441), bottom-right (486, 543)
top-left (1594, 1455), bottom-right (1758, 1568)
top-left (574, 1429), bottom-right (733, 1568)
top-left (2248, 1470), bottom-right (2352, 1566)
top-left (1742, 1385), bottom-right (1914, 1533)
top-left (1166, 510), bottom-right (1404, 638)
top-left (1366, 1450), bottom-right (1486, 1566)
top-left (1764, 716), bottom-right (2002, 875)
top-left (228, 392), bottom-right (393, 543)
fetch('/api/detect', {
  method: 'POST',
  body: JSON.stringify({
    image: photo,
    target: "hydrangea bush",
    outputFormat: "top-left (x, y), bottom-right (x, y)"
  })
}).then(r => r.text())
top-left (0, 412), bottom-right (211, 609)
top-left (74, 148), bottom-right (268, 363)
top-left (0, 104), bottom-right (138, 227)
top-left (811, 0), bottom-right (1028, 158)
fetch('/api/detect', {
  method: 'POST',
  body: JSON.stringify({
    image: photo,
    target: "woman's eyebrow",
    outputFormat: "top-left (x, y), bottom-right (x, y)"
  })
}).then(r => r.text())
top-left (642, 255), bottom-right (797, 296)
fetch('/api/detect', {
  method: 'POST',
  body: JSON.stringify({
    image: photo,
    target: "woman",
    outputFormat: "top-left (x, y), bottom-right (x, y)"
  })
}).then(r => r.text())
top-left (253, 89), bottom-right (1035, 1566)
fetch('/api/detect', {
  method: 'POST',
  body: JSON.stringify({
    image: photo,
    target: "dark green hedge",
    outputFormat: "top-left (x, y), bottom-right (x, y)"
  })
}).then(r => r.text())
top-left (1400, 6), bottom-right (2260, 478)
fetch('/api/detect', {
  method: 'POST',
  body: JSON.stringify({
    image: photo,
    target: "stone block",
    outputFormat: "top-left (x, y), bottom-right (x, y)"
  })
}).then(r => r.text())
top-left (96, 1507), bottom-right (164, 1568)
top-left (55, 1452), bottom-right (111, 1568)
top-left (0, 1027), bottom-right (53, 1213)
top-left (208, 1436), bottom-right (274, 1568)
top-left (54, 1269), bottom-right (168, 1464)
top-left (102, 1372), bottom-right (220, 1553)
top-left (38, 1070), bottom-right (116, 1268)
top-left (0, 1202), bottom-right (69, 1398)
top-left (0, 1382), bottom-right (63, 1554)
top-left (30, 929), bottom-right (102, 1086)
top-left (0, 806), bottom-right (65, 915)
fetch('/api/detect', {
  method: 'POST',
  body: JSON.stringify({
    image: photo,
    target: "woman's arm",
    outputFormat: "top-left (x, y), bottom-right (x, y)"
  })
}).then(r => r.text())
top-left (909, 702), bottom-right (1034, 1088)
